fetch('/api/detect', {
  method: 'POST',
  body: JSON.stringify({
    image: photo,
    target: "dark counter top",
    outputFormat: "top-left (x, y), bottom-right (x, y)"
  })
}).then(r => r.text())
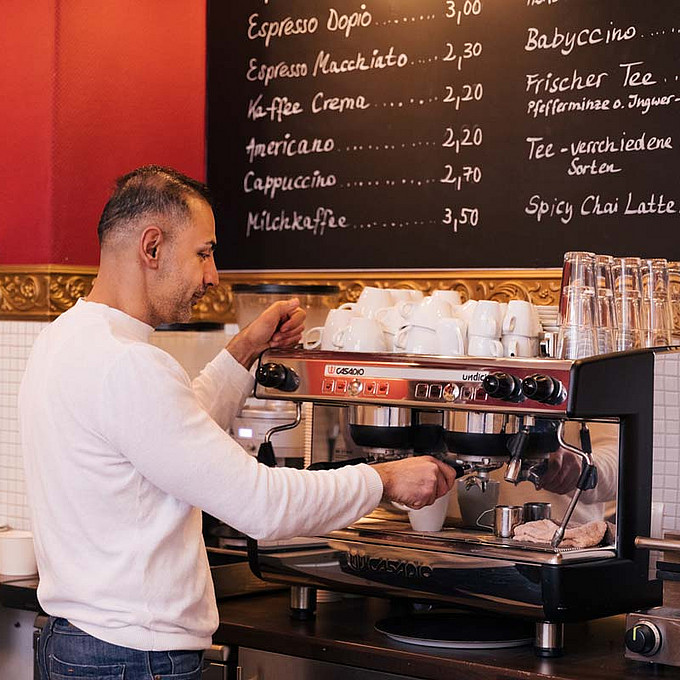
top-left (5, 574), bottom-right (677, 679)
top-left (215, 592), bottom-right (679, 680)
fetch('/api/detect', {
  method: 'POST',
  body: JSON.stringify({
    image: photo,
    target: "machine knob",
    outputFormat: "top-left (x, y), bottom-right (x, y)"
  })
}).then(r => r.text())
top-left (255, 363), bottom-right (300, 392)
top-left (522, 374), bottom-right (563, 404)
top-left (625, 621), bottom-right (662, 656)
top-left (482, 373), bottom-right (522, 401)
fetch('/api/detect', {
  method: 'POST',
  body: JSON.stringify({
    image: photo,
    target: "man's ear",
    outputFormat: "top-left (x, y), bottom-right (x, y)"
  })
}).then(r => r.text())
top-left (140, 227), bottom-right (163, 269)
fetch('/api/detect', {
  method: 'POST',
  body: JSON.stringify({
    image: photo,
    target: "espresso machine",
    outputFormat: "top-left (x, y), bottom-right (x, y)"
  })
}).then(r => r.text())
top-left (248, 347), bottom-right (672, 655)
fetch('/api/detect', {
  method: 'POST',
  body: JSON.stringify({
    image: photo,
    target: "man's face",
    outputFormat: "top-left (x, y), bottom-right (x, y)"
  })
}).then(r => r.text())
top-left (152, 196), bottom-right (219, 325)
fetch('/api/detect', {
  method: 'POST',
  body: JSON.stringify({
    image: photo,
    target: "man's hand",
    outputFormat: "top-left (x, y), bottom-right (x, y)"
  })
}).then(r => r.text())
top-left (227, 298), bottom-right (306, 369)
top-left (372, 456), bottom-right (457, 509)
top-left (539, 449), bottom-right (582, 494)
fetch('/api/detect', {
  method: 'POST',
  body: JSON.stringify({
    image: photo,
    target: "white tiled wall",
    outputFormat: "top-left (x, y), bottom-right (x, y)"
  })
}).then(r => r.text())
top-left (0, 320), bottom-right (48, 530)
top-left (0, 320), bottom-right (236, 531)
top-left (653, 353), bottom-right (680, 534)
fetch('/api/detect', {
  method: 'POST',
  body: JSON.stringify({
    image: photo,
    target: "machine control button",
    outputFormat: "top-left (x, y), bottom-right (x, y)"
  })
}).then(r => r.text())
top-left (461, 385), bottom-right (475, 400)
top-left (442, 383), bottom-right (460, 402)
top-left (255, 363), bottom-right (300, 392)
top-left (429, 384), bottom-right (443, 399)
top-left (364, 381), bottom-right (377, 395)
top-left (625, 621), bottom-right (662, 656)
top-left (335, 379), bottom-right (348, 394)
top-left (377, 382), bottom-right (390, 396)
top-left (415, 383), bottom-right (429, 399)
top-left (522, 374), bottom-right (565, 404)
top-left (349, 379), bottom-right (363, 396)
top-left (322, 379), bottom-right (335, 394)
top-left (482, 372), bottom-right (523, 401)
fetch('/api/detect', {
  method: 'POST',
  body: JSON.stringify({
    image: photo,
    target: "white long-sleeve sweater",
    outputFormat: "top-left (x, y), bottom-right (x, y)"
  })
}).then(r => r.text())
top-left (18, 299), bottom-right (383, 651)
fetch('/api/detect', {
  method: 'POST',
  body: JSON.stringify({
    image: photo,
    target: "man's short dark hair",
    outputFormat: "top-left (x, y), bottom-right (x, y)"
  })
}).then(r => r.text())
top-left (97, 165), bottom-right (212, 245)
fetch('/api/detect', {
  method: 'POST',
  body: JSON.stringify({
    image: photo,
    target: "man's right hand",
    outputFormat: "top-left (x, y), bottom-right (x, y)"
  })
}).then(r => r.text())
top-left (372, 456), bottom-right (457, 509)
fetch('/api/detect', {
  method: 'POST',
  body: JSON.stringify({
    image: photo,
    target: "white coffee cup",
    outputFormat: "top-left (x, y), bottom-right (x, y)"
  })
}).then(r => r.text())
top-left (394, 324), bottom-right (438, 354)
top-left (468, 334), bottom-right (503, 357)
top-left (394, 491), bottom-right (451, 532)
top-left (502, 334), bottom-right (539, 358)
top-left (385, 288), bottom-right (423, 303)
top-left (435, 317), bottom-right (466, 356)
top-left (0, 529), bottom-right (37, 576)
top-left (469, 300), bottom-right (503, 338)
top-left (431, 289), bottom-right (462, 307)
top-left (303, 307), bottom-right (356, 350)
top-left (457, 299), bottom-right (478, 324)
top-left (398, 297), bottom-right (453, 327)
top-left (333, 317), bottom-right (387, 352)
top-left (355, 287), bottom-right (394, 319)
top-left (375, 306), bottom-right (406, 351)
top-left (502, 300), bottom-right (541, 337)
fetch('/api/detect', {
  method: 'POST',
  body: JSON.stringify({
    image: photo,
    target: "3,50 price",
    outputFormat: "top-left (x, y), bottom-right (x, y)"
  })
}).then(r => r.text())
top-left (443, 125), bottom-right (483, 153)
top-left (445, 0), bottom-right (482, 24)
top-left (444, 83), bottom-right (483, 110)
top-left (443, 207), bottom-right (480, 232)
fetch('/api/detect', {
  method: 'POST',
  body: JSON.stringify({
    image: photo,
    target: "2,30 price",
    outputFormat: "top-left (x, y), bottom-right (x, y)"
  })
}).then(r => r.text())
top-left (441, 165), bottom-right (482, 188)
top-left (443, 207), bottom-right (480, 232)
top-left (442, 125), bottom-right (483, 152)
top-left (443, 83), bottom-right (484, 110)
top-left (445, 0), bottom-right (482, 25)
top-left (443, 42), bottom-right (483, 71)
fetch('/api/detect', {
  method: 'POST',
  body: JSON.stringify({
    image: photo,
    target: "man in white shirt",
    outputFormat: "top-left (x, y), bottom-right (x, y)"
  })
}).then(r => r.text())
top-left (20, 166), bottom-right (456, 680)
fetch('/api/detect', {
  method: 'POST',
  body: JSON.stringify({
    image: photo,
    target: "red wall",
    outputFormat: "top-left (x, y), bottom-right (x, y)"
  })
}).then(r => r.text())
top-left (0, 1), bottom-right (206, 266)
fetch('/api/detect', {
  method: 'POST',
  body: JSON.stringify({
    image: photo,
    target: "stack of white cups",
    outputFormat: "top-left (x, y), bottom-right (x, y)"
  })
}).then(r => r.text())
top-left (303, 287), bottom-right (542, 358)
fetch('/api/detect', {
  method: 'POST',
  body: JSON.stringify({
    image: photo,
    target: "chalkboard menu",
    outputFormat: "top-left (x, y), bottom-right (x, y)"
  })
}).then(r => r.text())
top-left (206, 0), bottom-right (680, 270)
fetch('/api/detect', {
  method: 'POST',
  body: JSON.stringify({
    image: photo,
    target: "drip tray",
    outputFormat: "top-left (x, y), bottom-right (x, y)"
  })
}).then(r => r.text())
top-left (376, 612), bottom-right (534, 649)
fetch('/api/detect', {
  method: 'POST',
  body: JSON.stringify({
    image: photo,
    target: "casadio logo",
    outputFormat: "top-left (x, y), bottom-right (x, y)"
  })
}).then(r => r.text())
top-left (326, 365), bottom-right (365, 376)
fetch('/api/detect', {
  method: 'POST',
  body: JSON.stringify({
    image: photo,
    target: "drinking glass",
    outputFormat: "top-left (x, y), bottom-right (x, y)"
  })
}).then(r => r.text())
top-left (613, 257), bottom-right (644, 351)
top-left (668, 261), bottom-right (680, 344)
top-left (557, 286), bottom-right (598, 359)
top-left (594, 255), bottom-right (617, 354)
top-left (558, 252), bottom-right (596, 326)
top-left (641, 259), bottom-right (672, 347)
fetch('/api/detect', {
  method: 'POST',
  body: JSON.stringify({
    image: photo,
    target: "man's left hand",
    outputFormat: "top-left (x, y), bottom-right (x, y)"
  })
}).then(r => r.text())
top-left (539, 450), bottom-right (582, 494)
top-left (227, 298), bottom-right (306, 369)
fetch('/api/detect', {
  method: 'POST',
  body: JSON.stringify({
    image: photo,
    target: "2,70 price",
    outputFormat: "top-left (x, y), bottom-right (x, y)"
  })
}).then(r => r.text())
top-left (441, 165), bottom-right (482, 188)
top-left (443, 207), bottom-right (479, 232)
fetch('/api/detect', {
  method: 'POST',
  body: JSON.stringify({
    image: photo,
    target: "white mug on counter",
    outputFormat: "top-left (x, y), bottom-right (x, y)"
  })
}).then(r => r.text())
top-left (431, 289), bottom-right (462, 308)
top-left (394, 318), bottom-right (465, 356)
top-left (469, 300), bottom-right (503, 339)
top-left (0, 529), bottom-right (37, 576)
top-left (502, 334), bottom-right (539, 358)
top-left (355, 287), bottom-right (394, 319)
top-left (502, 300), bottom-right (541, 337)
top-left (385, 288), bottom-right (423, 304)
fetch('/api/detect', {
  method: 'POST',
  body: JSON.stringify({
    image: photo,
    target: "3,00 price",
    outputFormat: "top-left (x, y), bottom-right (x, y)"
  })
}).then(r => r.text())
top-left (445, 0), bottom-right (482, 24)
top-left (443, 125), bottom-right (483, 152)
top-left (443, 207), bottom-right (480, 232)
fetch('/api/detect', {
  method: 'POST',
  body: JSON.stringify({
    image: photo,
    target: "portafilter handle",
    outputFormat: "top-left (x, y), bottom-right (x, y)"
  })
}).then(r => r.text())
top-left (635, 537), bottom-right (680, 552)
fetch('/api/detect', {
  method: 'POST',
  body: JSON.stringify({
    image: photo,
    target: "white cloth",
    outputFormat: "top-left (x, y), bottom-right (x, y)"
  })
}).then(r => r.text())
top-left (19, 299), bottom-right (383, 651)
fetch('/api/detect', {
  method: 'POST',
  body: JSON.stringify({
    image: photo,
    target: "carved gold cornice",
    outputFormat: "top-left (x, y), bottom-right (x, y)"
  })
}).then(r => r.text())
top-left (0, 266), bottom-right (562, 323)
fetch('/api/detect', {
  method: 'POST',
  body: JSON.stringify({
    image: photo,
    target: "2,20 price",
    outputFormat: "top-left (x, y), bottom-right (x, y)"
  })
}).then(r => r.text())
top-left (443, 83), bottom-right (484, 110)
top-left (443, 207), bottom-right (480, 232)
top-left (443, 42), bottom-right (483, 71)
top-left (445, 0), bottom-right (482, 25)
top-left (441, 165), bottom-right (482, 188)
top-left (442, 125), bottom-right (483, 153)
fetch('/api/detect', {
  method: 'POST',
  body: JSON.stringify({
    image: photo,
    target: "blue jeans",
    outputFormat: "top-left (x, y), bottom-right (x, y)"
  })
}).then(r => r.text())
top-left (38, 617), bottom-right (204, 679)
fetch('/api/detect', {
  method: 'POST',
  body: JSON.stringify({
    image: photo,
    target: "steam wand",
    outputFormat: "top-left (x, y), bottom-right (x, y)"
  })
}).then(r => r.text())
top-left (551, 421), bottom-right (598, 548)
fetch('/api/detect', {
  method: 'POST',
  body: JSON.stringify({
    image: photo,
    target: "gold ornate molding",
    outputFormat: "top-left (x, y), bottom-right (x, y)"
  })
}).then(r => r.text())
top-left (0, 266), bottom-right (561, 323)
